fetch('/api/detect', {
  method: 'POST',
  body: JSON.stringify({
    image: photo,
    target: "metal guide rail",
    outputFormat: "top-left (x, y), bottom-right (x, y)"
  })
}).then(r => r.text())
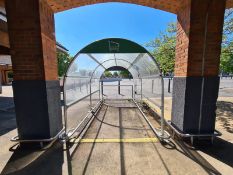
top-left (143, 100), bottom-right (221, 145)
top-left (10, 99), bottom-right (170, 149)
top-left (68, 99), bottom-right (171, 146)
top-left (62, 100), bottom-right (103, 141)
top-left (133, 99), bottom-right (170, 142)
top-left (11, 128), bottom-right (65, 148)
top-left (166, 121), bottom-right (222, 145)
top-left (10, 95), bottom-right (102, 148)
top-left (101, 84), bottom-right (135, 99)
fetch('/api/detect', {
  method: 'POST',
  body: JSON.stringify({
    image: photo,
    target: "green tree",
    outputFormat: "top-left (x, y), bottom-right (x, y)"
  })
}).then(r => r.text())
top-left (113, 72), bottom-right (119, 77)
top-left (220, 8), bottom-right (233, 74)
top-left (146, 22), bottom-right (176, 75)
top-left (104, 71), bottom-right (112, 77)
top-left (119, 70), bottom-right (132, 78)
top-left (222, 9), bottom-right (233, 45)
top-left (57, 51), bottom-right (73, 77)
top-left (220, 41), bottom-right (233, 74)
top-left (147, 9), bottom-right (233, 75)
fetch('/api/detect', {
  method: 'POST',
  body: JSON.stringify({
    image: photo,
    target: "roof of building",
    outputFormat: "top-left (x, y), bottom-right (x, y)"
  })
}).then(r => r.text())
top-left (0, 42), bottom-right (69, 66)
top-left (0, 55), bottom-right (11, 65)
top-left (56, 42), bottom-right (69, 53)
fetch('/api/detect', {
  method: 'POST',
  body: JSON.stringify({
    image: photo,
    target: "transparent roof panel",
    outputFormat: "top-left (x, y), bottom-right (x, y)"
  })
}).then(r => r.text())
top-left (66, 38), bottom-right (161, 79)
top-left (67, 54), bottom-right (99, 77)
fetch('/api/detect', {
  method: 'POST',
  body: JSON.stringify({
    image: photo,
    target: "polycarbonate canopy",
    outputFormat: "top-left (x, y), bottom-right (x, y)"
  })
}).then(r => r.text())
top-left (63, 38), bottom-right (165, 135)
top-left (65, 38), bottom-right (161, 79)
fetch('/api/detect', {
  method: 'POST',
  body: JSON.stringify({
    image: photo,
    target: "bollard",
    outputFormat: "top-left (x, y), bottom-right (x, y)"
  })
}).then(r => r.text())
top-left (131, 85), bottom-right (134, 99)
top-left (101, 81), bottom-right (103, 97)
top-left (152, 80), bottom-right (154, 93)
top-left (168, 78), bottom-right (171, 93)
top-left (118, 80), bottom-right (120, 94)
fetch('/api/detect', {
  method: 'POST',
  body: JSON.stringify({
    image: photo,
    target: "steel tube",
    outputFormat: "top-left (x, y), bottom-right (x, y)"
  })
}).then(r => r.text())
top-left (133, 99), bottom-right (169, 141)
top-left (118, 80), bottom-right (120, 94)
top-left (11, 127), bottom-right (65, 143)
top-left (66, 90), bottom-right (99, 108)
top-left (140, 78), bottom-right (143, 100)
top-left (90, 79), bottom-right (92, 108)
top-left (131, 85), bottom-right (134, 99)
top-left (66, 100), bottom-right (103, 138)
top-left (161, 77), bottom-right (165, 137)
top-left (168, 78), bottom-right (171, 93)
top-left (101, 84), bottom-right (134, 87)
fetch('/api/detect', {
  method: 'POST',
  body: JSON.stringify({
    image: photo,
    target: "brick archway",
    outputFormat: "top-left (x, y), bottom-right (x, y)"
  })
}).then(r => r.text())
top-left (47, 0), bottom-right (233, 13)
top-left (48, 0), bottom-right (180, 14)
top-left (2, 0), bottom-right (233, 141)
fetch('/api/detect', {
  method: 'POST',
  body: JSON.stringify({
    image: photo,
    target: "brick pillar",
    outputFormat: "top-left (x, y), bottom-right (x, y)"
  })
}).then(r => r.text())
top-left (5, 0), bottom-right (62, 139)
top-left (172, 0), bottom-right (226, 134)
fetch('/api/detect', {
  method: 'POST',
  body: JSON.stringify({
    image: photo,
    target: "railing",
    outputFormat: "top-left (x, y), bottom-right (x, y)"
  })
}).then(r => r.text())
top-left (101, 84), bottom-right (134, 100)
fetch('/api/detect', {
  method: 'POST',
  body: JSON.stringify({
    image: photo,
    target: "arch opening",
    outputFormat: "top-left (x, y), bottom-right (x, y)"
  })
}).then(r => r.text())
top-left (63, 38), bottom-right (167, 139)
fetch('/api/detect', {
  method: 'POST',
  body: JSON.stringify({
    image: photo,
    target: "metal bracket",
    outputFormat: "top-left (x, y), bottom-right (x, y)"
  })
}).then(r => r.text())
top-left (167, 121), bottom-right (222, 145)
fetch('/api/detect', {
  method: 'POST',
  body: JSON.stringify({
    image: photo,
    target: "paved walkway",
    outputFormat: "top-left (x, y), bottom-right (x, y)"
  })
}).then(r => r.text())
top-left (0, 103), bottom-right (220, 175)
top-left (144, 96), bottom-right (233, 174)
top-left (0, 81), bottom-right (233, 175)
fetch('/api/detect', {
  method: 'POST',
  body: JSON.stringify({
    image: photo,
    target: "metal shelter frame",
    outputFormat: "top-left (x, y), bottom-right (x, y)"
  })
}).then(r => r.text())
top-left (63, 38), bottom-right (169, 142)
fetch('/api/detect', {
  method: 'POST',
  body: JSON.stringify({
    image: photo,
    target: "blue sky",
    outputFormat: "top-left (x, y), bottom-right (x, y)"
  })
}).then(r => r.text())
top-left (55, 2), bottom-right (176, 56)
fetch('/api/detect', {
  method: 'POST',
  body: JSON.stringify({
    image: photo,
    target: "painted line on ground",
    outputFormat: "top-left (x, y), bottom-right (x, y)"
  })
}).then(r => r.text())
top-left (69, 137), bottom-right (158, 143)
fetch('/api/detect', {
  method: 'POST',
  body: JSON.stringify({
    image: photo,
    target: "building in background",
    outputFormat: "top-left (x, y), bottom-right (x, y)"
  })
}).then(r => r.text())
top-left (0, 42), bottom-right (68, 93)
top-left (0, 8), bottom-right (68, 93)
top-left (0, 55), bottom-right (12, 86)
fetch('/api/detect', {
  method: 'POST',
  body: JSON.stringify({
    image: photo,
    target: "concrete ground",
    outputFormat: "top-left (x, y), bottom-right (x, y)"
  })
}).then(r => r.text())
top-left (0, 79), bottom-right (233, 175)
top-left (70, 104), bottom-right (213, 175)
top-left (0, 103), bottom-right (220, 175)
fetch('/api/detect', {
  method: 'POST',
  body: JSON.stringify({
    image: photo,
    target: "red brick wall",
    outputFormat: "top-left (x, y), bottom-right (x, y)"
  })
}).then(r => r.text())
top-left (47, 0), bottom-right (181, 14)
top-left (6, 0), bottom-right (58, 81)
top-left (175, 0), bottom-right (191, 77)
top-left (6, 0), bottom-right (226, 80)
top-left (175, 0), bottom-right (226, 77)
top-left (45, 0), bottom-right (233, 13)
top-left (39, 0), bottom-right (58, 80)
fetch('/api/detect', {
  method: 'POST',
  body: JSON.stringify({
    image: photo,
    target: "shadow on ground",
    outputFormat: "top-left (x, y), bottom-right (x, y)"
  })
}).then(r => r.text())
top-left (0, 142), bottom-right (64, 175)
top-left (216, 101), bottom-right (233, 133)
top-left (197, 137), bottom-right (233, 168)
top-left (1, 100), bottom-right (233, 174)
top-left (0, 97), bottom-right (16, 136)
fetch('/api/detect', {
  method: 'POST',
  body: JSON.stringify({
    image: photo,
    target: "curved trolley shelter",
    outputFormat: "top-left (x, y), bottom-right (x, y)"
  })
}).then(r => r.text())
top-left (63, 38), bottom-right (167, 140)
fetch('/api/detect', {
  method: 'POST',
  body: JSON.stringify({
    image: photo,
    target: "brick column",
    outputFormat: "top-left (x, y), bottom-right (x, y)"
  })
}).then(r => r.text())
top-left (5, 0), bottom-right (62, 139)
top-left (172, 0), bottom-right (226, 134)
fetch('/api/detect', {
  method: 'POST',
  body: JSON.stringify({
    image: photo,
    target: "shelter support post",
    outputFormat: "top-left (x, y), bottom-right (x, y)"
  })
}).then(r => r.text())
top-left (172, 0), bottom-right (226, 134)
top-left (118, 80), bottom-right (120, 94)
top-left (140, 78), bottom-right (143, 100)
top-left (6, 0), bottom-right (62, 141)
top-left (90, 79), bottom-right (92, 107)
top-left (101, 81), bottom-right (104, 99)
top-left (168, 78), bottom-right (171, 93)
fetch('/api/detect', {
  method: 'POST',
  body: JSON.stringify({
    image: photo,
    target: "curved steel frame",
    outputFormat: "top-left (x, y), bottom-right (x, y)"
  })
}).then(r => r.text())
top-left (62, 38), bottom-right (166, 140)
top-left (90, 58), bottom-right (141, 79)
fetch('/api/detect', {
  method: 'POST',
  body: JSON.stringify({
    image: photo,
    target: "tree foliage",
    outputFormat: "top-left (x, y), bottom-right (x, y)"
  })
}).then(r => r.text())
top-left (57, 51), bottom-right (73, 77)
top-left (119, 70), bottom-right (133, 78)
top-left (113, 72), bottom-right (119, 77)
top-left (146, 22), bottom-right (176, 75)
top-left (104, 71), bottom-right (112, 77)
top-left (220, 8), bottom-right (233, 74)
top-left (223, 9), bottom-right (233, 44)
top-left (147, 8), bottom-right (233, 75)
top-left (221, 41), bottom-right (233, 74)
